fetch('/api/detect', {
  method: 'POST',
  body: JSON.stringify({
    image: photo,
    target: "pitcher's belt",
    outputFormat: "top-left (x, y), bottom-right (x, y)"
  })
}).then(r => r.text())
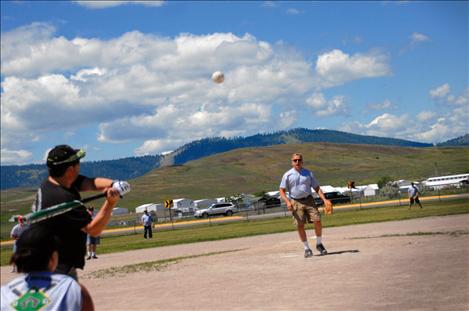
top-left (291, 195), bottom-right (313, 201)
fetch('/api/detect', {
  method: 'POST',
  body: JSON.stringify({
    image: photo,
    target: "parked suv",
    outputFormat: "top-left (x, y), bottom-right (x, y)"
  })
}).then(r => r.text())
top-left (314, 192), bottom-right (351, 206)
top-left (194, 203), bottom-right (238, 218)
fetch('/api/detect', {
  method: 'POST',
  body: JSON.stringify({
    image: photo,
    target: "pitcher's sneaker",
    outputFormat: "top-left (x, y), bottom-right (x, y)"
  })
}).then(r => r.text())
top-left (316, 243), bottom-right (328, 255)
top-left (304, 249), bottom-right (313, 258)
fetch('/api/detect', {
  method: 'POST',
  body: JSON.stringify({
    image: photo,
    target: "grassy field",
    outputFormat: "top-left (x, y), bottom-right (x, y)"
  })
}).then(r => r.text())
top-left (2, 198), bottom-right (468, 266)
top-left (1, 143), bottom-right (467, 239)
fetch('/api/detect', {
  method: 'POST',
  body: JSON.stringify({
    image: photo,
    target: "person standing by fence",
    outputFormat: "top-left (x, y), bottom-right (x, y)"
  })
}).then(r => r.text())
top-left (408, 182), bottom-right (423, 209)
top-left (86, 206), bottom-right (100, 260)
top-left (141, 210), bottom-right (153, 239)
top-left (10, 216), bottom-right (29, 272)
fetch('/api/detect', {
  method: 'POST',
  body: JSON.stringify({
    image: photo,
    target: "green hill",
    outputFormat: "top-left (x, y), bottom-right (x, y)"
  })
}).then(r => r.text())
top-left (123, 143), bottom-right (468, 207)
top-left (1, 128), bottom-right (430, 190)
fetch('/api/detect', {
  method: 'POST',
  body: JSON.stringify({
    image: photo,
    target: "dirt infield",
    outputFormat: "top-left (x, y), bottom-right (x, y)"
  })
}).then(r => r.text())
top-left (2, 214), bottom-right (468, 310)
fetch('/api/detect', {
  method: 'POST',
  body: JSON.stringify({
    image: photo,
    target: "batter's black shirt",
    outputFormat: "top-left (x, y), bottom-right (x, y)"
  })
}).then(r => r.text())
top-left (31, 175), bottom-right (92, 269)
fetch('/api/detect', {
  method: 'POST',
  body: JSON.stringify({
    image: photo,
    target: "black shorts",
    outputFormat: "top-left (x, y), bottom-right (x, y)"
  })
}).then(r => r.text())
top-left (410, 197), bottom-right (420, 204)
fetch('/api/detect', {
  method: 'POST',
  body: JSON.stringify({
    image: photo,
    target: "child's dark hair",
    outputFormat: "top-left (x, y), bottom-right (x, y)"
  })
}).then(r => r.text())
top-left (10, 225), bottom-right (60, 273)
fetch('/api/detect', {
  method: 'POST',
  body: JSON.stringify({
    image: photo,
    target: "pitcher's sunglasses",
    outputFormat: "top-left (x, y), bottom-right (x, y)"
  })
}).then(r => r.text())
top-left (292, 159), bottom-right (302, 162)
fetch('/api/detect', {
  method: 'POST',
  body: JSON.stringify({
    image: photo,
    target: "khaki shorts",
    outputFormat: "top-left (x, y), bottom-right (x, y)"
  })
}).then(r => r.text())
top-left (291, 196), bottom-right (321, 227)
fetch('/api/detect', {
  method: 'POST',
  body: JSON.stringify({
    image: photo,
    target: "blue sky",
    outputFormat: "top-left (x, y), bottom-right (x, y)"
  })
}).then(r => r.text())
top-left (1, 1), bottom-right (467, 165)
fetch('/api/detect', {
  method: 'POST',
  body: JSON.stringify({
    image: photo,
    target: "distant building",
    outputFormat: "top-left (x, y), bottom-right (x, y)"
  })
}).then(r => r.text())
top-left (363, 186), bottom-right (377, 197)
top-left (111, 207), bottom-right (129, 216)
top-left (422, 173), bottom-right (469, 190)
top-left (135, 203), bottom-right (162, 214)
top-left (392, 180), bottom-right (415, 191)
top-left (173, 198), bottom-right (196, 215)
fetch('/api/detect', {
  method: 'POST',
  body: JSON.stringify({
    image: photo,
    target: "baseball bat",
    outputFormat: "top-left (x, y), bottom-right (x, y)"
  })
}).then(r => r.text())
top-left (10, 193), bottom-right (107, 224)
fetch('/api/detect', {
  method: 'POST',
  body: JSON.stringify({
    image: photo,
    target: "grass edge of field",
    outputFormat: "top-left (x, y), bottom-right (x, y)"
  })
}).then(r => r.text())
top-left (1, 198), bottom-right (468, 266)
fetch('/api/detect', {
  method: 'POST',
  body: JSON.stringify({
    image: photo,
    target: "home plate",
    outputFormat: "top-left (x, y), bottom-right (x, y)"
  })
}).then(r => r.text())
top-left (280, 253), bottom-right (299, 258)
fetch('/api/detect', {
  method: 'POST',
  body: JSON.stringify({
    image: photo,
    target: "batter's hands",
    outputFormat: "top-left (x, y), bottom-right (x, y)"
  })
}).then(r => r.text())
top-left (105, 187), bottom-right (121, 205)
top-left (112, 180), bottom-right (131, 197)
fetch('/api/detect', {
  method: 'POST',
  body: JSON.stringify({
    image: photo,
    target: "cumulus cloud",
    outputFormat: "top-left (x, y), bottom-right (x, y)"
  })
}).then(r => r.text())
top-left (75, 1), bottom-right (164, 9)
top-left (305, 92), bottom-right (347, 116)
top-left (279, 111), bottom-right (297, 129)
top-left (367, 113), bottom-right (409, 132)
top-left (400, 31), bottom-right (431, 54)
top-left (416, 111), bottom-right (436, 122)
top-left (412, 119), bottom-right (451, 142)
top-left (0, 149), bottom-right (33, 165)
top-left (341, 100), bottom-right (468, 144)
top-left (429, 83), bottom-right (468, 107)
top-left (429, 83), bottom-right (450, 99)
top-left (0, 23), bottom-right (395, 164)
top-left (134, 138), bottom-right (184, 156)
top-left (315, 49), bottom-right (390, 87)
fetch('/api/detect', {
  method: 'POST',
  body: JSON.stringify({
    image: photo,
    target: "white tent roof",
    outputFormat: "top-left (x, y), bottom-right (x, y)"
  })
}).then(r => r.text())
top-left (135, 203), bottom-right (158, 213)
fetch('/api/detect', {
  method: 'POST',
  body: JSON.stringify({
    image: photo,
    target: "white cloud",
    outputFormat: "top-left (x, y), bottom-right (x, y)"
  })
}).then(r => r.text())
top-left (367, 113), bottom-right (408, 131)
top-left (341, 113), bottom-right (417, 140)
top-left (1, 149), bottom-right (33, 165)
top-left (413, 119), bottom-right (451, 142)
top-left (0, 23), bottom-right (396, 164)
top-left (279, 111), bottom-right (297, 129)
top-left (315, 49), bottom-right (390, 87)
top-left (71, 67), bottom-right (106, 82)
top-left (75, 1), bottom-right (164, 9)
top-left (305, 92), bottom-right (326, 109)
top-left (429, 84), bottom-right (468, 108)
top-left (134, 138), bottom-right (184, 156)
top-left (400, 31), bottom-right (431, 54)
top-left (416, 111), bottom-right (436, 122)
top-left (449, 87), bottom-right (468, 106)
top-left (305, 92), bottom-right (347, 117)
top-left (410, 32), bottom-right (430, 43)
top-left (429, 83), bottom-right (450, 99)
top-left (340, 102), bottom-right (468, 144)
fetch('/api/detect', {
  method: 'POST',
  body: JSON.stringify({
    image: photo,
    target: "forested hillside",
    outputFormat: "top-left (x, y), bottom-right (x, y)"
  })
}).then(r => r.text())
top-left (0, 128), bottom-right (439, 189)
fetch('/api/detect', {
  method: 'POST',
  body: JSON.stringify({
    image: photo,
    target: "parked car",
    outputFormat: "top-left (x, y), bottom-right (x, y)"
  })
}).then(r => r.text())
top-left (314, 192), bottom-right (351, 206)
top-left (257, 197), bottom-right (281, 208)
top-left (194, 203), bottom-right (238, 218)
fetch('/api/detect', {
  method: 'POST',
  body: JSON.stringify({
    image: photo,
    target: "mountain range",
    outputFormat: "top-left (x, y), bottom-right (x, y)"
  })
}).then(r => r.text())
top-left (1, 128), bottom-right (465, 190)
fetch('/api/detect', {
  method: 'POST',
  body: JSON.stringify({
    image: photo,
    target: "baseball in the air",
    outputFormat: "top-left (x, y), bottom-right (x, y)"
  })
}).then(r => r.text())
top-left (211, 71), bottom-right (224, 84)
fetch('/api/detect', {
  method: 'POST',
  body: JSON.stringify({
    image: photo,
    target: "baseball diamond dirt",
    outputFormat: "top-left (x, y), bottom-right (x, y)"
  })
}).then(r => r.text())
top-left (1, 214), bottom-right (468, 310)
